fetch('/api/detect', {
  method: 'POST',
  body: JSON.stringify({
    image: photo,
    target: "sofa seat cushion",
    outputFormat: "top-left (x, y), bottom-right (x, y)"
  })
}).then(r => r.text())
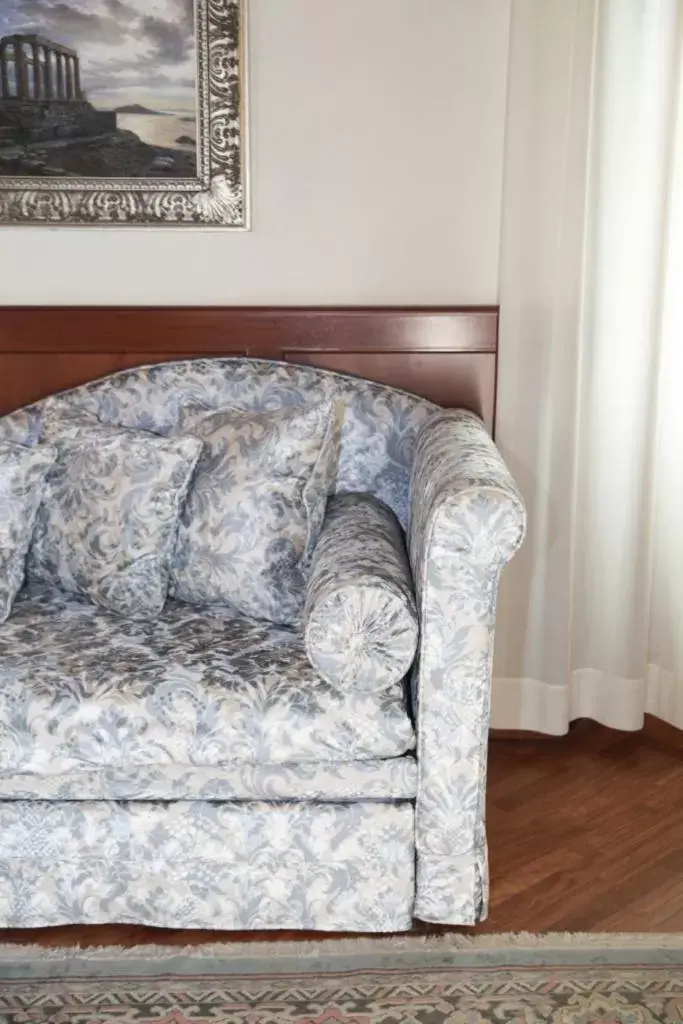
top-left (0, 585), bottom-right (415, 779)
top-left (0, 756), bottom-right (418, 802)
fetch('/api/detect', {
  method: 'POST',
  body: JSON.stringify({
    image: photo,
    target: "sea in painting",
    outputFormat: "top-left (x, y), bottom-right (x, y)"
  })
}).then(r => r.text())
top-left (0, 0), bottom-right (198, 178)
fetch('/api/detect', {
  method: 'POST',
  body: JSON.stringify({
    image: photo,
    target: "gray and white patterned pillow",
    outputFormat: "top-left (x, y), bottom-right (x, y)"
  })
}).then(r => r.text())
top-left (29, 404), bottom-right (202, 618)
top-left (0, 441), bottom-right (56, 624)
top-left (171, 400), bottom-right (341, 624)
top-left (305, 493), bottom-right (419, 692)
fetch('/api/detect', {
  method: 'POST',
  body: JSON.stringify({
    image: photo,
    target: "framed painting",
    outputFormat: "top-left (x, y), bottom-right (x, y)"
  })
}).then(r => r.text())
top-left (0, 0), bottom-right (247, 227)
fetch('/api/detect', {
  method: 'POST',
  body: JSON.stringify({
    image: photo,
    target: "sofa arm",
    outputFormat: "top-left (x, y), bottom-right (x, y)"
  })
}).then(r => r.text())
top-left (409, 411), bottom-right (526, 925)
top-left (304, 492), bottom-right (419, 693)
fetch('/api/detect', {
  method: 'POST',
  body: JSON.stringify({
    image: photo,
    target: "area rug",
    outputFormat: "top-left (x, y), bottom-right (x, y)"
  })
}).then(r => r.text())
top-left (0, 933), bottom-right (682, 1023)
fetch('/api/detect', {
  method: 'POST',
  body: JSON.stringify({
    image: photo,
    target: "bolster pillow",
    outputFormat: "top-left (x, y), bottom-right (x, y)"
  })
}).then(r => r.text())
top-left (304, 492), bottom-right (419, 691)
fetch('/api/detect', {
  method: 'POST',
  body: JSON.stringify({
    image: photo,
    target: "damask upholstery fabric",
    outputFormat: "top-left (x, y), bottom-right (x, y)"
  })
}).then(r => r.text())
top-left (408, 410), bottom-right (526, 925)
top-left (305, 493), bottom-right (419, 691)
top-left (0, 359), bottom-right (438, 527)
top-left (0, 361), bottom-right (528, 931)
top-left (0, 800), bottom-right (415, 930)
top-left (0, 756), bottom-right (418, 802)
top-left (29, 405), bottom-right (202, 618)
top-left (171, 400), bottom-right (340, 624)
top-left (0, 584), bottom-right (415, 778)
top-left (0, 441), bottom-right (56, 623)
top-left (0, 407), bottom-right (41, 447)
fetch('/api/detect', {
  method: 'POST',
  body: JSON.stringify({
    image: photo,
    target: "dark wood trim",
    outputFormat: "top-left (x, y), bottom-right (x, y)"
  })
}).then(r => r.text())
top-left (0, 306), bottom-right (498, 354)
top-left (0, 306), bottom-right (499, 429)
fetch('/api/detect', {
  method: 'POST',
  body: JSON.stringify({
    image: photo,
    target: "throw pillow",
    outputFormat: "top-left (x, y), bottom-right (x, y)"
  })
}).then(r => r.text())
top-left (304, 492), bottom-right (419, 692)
top-left (29, 403), bottom-right (202, 618)
top-left (0, 441), bottom-right (56, 624)
top-left (171, 400), bottom-right (341, 624)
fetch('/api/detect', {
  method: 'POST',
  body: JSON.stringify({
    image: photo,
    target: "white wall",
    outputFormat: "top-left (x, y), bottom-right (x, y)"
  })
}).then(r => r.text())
top-left (0, 0), bottom-right (511, 306)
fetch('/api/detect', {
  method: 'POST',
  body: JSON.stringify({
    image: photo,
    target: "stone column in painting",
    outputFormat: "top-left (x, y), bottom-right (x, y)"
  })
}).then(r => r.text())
top-left (15, 41), bottom-right (29, 99)
top-left (0, 42), bottom-right (9, 98)
top-left (31, 42), bottom-right (41, 99)
top-left (56, 51), bottom-right (64, 100)
top-left (64, 54), bottom-right (72, 99)
top-left (44, 46), bottom-right (54, 100)
top-left (73, 55), bottom-right (82, 99)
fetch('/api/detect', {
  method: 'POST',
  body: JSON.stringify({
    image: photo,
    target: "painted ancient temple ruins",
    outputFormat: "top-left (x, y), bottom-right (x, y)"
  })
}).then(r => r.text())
top-left (0, 34), bottom-right (83, 102)
top-left (0, 34), bottom-right (115, 145)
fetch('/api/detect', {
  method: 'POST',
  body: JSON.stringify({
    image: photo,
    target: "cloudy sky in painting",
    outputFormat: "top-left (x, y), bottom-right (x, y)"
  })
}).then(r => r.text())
top-left (0, 0), bottom-right (196, 110)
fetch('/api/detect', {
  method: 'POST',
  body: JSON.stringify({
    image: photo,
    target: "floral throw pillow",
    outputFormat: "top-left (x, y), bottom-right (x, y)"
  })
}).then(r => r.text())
top-left (0, 441), bottom-right (56, 624)
top-left (171, 400), bottom-right (341, 624)
top-left (29, 404), bottom-right (202, 618)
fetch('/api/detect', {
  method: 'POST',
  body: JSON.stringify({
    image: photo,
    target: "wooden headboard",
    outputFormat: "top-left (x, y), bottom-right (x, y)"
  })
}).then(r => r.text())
top-left (0, 306), bottom-right (498, 431)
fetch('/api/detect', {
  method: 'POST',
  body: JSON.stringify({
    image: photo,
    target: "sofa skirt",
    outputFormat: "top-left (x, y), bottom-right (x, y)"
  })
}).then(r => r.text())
top-left (0, 799), bottom-right (415, 931)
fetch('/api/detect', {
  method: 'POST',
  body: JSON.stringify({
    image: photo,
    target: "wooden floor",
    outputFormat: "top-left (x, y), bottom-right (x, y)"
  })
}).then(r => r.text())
top-left (2, 718), bottom-right (682, 946)
top-left (479, 716), bottom-right (683, 933)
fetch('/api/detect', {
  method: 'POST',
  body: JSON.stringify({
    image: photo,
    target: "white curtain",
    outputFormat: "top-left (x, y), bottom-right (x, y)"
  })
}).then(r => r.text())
top-left (493, 0), bottom-right (683, 733)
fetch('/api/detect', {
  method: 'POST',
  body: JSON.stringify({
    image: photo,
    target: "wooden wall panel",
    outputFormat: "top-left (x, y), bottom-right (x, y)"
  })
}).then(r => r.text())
top-left (0, 307), bottom-right (499, 430)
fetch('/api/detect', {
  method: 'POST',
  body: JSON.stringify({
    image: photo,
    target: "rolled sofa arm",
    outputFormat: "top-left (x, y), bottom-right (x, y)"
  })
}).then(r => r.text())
top-left (304, 492), bottom-right (419, 693)
top-left (409, 411), bottom-right (526, 925)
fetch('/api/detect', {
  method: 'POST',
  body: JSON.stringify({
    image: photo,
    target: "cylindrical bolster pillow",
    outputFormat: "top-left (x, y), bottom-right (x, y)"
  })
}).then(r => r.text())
top-left (304, 492), bottom-right (419, 692)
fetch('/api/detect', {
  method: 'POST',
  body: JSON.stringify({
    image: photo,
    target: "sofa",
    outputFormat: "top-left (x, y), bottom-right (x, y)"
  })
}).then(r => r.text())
top-left (0, 357), bottom-right (525, 932)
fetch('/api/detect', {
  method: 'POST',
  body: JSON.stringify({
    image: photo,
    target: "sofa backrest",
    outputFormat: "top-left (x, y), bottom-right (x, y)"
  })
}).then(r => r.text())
top-left (0, 358), bottom-right (438, 527)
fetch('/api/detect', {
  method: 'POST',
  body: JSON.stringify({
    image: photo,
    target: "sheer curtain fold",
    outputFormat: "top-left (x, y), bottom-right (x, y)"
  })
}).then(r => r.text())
top-left (494, 0), bottom-right (683, 732)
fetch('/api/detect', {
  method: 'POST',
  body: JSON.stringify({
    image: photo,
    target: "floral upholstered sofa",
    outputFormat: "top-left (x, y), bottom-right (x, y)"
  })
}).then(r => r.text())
top-left (0, 358), bottom-right (525, 932)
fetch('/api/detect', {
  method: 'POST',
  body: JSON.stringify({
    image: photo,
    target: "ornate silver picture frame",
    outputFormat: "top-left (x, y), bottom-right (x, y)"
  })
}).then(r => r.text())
top-left (0, 0), bottom-right (246, 227)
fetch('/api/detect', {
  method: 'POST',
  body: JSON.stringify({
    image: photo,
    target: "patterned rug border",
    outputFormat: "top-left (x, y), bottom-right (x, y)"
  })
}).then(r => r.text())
top-left (1, 935), bottom-right (682, 1024)
top-left (0, 932), bottom-right (681, 960)
top-left (0, 931), bottom-right (681, 978)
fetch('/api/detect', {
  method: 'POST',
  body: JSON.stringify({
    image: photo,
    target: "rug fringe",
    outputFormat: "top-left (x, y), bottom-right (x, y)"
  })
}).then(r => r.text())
top-left (0, 931), bottom-right (680, 960)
